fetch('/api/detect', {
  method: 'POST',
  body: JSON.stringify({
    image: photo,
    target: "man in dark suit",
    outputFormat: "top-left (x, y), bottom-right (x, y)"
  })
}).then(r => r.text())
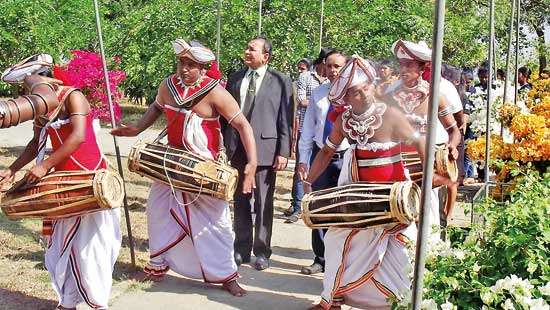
top-left (223, 36), bottom-right (292, 271)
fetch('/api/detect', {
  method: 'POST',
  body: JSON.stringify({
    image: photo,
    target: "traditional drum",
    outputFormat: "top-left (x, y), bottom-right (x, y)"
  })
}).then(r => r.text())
top-left (301, 181), bottom-right (420, 229)
top-left (0, 169), bottom-right (123, 220)
top-left (402, 144), bottom-right (458, 183)
top-left (128, 141), bottom-right (238, 201)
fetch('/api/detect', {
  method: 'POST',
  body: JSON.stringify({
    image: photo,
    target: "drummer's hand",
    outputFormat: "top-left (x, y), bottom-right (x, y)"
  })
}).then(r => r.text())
top-left (242, 163), bottom-right (257, 194)
top-left (303, 181), bottom-right (312, 194)
top-left (25, 164), bottom-right (49, 184)
top-left (297, 163), bottom-right (308, 181)
top-left (447, 144), bottom-right (459, 160)
top-left (110, 124), bottom-right (140, 137)
top-left (272, 156), bottom-right (288, 171)
top-left (0, 168), bottom-right (15, 187)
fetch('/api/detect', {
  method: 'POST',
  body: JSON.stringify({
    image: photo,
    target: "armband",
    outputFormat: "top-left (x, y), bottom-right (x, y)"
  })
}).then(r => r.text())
top-left (444, 121), bottom-right (457, 130)
top-left (438, 106), bottom-right (452, 117)
top-left (228, 110), bottom-right (242, 125)
top-left (325, 137), bottom-right (339, 150)
top-left (30, 82), bottom-right (55, 93)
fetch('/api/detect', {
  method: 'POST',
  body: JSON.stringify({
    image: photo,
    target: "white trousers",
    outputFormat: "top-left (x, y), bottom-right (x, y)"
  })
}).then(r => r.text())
top-left (45, 209), bottom-right (121, 309)
top-left (146, 182), bottom-right (238, 283)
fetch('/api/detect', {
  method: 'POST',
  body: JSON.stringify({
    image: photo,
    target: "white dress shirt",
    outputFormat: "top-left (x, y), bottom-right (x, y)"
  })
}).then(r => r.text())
top-left (298, 83), bottom-right (350, 167)
top-left (239, 65), bottom-right (268, 111)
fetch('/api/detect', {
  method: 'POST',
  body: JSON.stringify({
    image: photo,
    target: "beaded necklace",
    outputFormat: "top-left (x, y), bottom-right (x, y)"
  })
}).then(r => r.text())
top-left (342, 102), bottom-right (387, 146)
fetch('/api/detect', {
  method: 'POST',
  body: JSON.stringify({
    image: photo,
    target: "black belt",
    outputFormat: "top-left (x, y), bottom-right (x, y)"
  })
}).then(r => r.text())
top-left (331, 150), bottom-right (346, 160)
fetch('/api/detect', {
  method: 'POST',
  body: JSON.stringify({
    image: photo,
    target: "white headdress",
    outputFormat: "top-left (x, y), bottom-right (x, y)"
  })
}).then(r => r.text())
top-left (329, 55), bottom-right (377, 106)
top-left (172, 39), bottom-right (215, 64)
top-left (392, 39), bottom-right (432, 62)
top-left (1, 54), bottom-right (54, 83)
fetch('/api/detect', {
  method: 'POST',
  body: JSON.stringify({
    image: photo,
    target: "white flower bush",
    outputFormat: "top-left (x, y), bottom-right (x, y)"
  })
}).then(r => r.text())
top-left (482, 275), bottom-right (550, 309)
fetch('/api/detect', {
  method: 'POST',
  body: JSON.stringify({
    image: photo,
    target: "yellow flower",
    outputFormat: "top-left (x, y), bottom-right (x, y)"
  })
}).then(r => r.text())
top-left (498, 104), bottom-right (521, 127)
top-left (466, 135), bottom-right (511, 161)
top-left (509, 114), bottom-right (546, 140)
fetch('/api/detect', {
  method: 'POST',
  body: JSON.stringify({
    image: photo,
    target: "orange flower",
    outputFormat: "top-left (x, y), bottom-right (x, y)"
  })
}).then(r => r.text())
top-left (509, 114), bottom-right (546, 140)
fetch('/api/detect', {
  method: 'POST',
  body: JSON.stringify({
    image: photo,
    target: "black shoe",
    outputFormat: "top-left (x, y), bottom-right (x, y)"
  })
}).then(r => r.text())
top-left (283, 206), bottom-right (295, 216)
top-left (253, 256), bottom-right (270, 271)
top-left (234, 252), bottom-right (250, 266)
top-left (301, 262), bottom-right (324, 275)
top-left (284, 210), bottom-right (302, 223)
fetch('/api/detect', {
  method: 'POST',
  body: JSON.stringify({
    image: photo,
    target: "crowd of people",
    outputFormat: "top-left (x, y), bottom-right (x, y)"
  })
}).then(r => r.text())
top-left (0, 35), bottom-right (535, 310)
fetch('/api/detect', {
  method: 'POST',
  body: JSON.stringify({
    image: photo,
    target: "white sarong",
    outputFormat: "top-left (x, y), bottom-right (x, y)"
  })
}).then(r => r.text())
top-left (146, 182), bottom-right (238, 283)
top-left (45, 209), bottom-right (121, 309)
top-left (320, 147), bottom-right (415, 309)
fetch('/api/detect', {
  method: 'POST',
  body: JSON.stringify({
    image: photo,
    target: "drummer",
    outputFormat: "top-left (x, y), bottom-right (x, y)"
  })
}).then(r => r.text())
top-left (111, 39), bottom-right (257, 297)
top-left (304, 56), bottom-right (426, 309)
top-left (384, 39), bottom-right (460, 237)
top-left (0, 57), bottom-right (121, 310)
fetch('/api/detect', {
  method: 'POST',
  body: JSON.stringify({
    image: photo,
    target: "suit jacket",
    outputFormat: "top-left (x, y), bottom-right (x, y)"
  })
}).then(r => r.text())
top-left (223, 67), bottom-right (293, 167)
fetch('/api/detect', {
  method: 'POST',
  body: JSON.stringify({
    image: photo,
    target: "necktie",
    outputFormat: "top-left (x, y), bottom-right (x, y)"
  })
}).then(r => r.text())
top-left (243, 71), bottom-right (257, 120)
top-left (322, 104), bottom-right (334, 143)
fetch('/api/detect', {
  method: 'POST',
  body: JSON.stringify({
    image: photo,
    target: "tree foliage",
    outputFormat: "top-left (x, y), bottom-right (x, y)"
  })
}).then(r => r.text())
top-left (0, 0), bottom-right (544, 101)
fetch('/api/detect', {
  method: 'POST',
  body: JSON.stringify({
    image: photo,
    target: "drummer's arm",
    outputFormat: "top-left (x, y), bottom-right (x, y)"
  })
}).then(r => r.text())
top-left (110, 82), bottom-right (165, 137)
top-left (390, 106), bottom-right (426, 164)
top-left (437, 96), bottom-right (460, 160)
top-left (304, 115), bottom-right (345, 191)
top-left (213, 87), bottom-right (257, 193)
top-left (5, 124), bottom-right (41, 175)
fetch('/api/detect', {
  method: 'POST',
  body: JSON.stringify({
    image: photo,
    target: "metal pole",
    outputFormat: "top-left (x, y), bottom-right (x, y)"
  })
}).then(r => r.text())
top-left (216, 0), bottom-right (222, 62)
top-left (513, 0), bottom-right (520, 106)
top-left (319, 0), bottom-right (324, 53)
top-left (503, 0), bottom-right (516, 104)
top-left (484, 0), bottom-right (495, 198)
top-left (258, 0), bottom-right (263, 35)
top-left (411, 0), bottom-right (446, 308)
top-left (93, 0), bottom-right (136, 268)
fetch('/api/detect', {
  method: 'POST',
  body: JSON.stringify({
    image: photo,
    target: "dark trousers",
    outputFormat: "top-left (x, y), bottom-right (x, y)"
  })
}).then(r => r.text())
top-left (457, 133), bottom-right (465, 181)
top-left (309, 145), bottom-right (344, 265)
top-left (233, 161), bottom-right (276, 259)
top-left (290, 130), bottom-right (304, 212)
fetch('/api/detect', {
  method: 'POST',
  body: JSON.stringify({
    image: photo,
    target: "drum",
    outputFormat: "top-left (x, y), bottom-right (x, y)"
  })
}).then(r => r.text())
top-left (403, 145), bottom-right (458, 183)
top-left (128, 141), bottom-right (238, 201)
top-left (0, 169), bottom-right (123, 220)
top-left (301, 181), bottom-right (420, 229)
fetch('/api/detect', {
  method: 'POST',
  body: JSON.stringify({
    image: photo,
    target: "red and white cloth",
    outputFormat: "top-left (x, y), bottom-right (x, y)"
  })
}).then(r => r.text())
top-left (144, 78), bottom-right (237, 284)
top-left (41, 93), bottom-right (120, 309)
top-left (319, 141), bottom-right (415, 309)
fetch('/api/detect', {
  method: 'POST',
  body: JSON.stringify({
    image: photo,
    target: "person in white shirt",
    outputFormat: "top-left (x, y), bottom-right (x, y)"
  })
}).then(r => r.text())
top-left (297, 49), bottom-right (350, 275)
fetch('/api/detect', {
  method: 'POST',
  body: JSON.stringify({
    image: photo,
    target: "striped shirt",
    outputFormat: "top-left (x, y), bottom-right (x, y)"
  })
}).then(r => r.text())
top-left (295, 71), bottom-right (326, 132)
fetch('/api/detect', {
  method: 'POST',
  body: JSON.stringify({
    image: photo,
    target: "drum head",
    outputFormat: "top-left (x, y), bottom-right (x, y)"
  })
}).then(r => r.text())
top-left (390, 181), bottom-right (420, 224)
top-left (93, 169), bottom-right (124, 209)
top-left (435, 146), bottom-right (458, 182)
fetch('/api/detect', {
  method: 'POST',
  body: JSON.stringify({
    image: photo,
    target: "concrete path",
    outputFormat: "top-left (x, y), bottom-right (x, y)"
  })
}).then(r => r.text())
top-left (0, 121), bottom-right (161, 157)
top-left (109, 216), bottom-right (325, 310)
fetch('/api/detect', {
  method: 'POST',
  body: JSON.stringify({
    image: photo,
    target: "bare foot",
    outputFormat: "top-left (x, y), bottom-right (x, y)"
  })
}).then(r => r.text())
top-left (222, 279), bottom-right (247, 297)
top-left (133, 270), bottom-right (164, 282)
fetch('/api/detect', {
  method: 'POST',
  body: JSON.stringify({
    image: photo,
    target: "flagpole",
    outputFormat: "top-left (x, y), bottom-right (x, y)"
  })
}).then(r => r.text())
top-left (92, 0), bottom-right (136, 268)
top-left (411, 0), bottom-right (446, 308)
top-left (484, 0), bottom-right (495, 198)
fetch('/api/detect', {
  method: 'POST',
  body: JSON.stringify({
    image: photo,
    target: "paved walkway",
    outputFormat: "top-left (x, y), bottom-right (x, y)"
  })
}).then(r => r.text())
top-left (109, 217), bottom-right (325, 310)
top-left (0, 121), bottom-right (161, 157)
